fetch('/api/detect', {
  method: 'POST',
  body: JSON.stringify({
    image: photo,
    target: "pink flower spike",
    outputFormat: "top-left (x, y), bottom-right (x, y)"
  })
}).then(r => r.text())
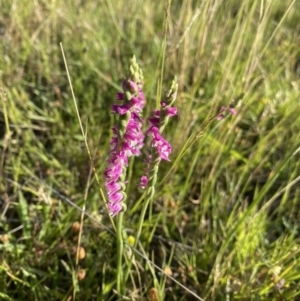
top-left (150, 130), bottom-right (172, 161)
top-left (104, 59), bottom-right (147, 217)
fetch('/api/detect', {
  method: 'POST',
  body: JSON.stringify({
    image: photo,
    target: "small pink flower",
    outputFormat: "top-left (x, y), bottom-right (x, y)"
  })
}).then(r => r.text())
top-left (116, 92), bottom-right (124, 100)
top-left (139, 155), bottom-right (152, 189)
top-left (112, 103), bottom-right (133, 115)
top-left (105, 182), bottom-right (121, 194)
top-left (123, 80), bottom-right (138, 93)
top-left (229, 107), bottom-right (237, 115)
top-left (139, 175), bottom-right (149, 189)
top-left (165, 107), bottom-right (177, 116)
top-left (108, 201), bottom-right (123, 217)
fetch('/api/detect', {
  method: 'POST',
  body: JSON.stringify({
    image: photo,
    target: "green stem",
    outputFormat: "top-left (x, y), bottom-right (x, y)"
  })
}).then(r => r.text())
top-left (116, 211), bottom-right (124, 294)
top-left (124, 157), bottom-right (159, 281)
top-left (123, 75), bottom-right (178, 283)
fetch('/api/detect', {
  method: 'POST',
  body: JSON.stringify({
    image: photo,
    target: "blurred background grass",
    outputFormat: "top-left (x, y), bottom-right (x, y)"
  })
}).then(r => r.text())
top-left (0, 0), bottom-right (300, 300)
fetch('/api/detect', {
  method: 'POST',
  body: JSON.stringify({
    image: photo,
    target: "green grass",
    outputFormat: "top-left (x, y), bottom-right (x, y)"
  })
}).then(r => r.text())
top-left (1, 0), bottom-right (300, 300)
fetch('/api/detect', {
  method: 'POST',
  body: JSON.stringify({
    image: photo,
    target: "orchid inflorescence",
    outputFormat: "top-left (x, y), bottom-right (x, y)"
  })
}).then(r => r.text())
top-left (104, 56), bottom-right (147, 216)
top-left (139, 77), bottom-right (178, 190)
top-left (104, 56), bottom-right (178, 217)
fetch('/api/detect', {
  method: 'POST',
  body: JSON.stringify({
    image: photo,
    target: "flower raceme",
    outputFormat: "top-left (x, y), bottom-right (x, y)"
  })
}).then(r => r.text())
top-left (104, 56), bottom-right (178, 217)
top-left (138, 107), bottom-right (177, 189)
top-left (139, 77), bottom-right (178, 189)
top-left (104, 57), bottom-right (146, 217)
top-left (147, 106), bottom-right (178, 161)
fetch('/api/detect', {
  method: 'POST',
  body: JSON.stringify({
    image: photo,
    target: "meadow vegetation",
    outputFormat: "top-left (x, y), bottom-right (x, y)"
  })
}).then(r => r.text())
top-left (0, 0), bottom-right (300, 300)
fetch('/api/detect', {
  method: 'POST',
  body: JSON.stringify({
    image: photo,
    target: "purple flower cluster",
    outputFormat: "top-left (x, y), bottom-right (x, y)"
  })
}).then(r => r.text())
top-left (104, 79), bottom-right (146, 216)
top-left (139, 101), bottom-right (178, 189)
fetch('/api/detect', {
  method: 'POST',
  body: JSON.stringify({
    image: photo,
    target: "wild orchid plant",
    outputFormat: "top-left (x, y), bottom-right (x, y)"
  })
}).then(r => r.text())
top-left (104, 57), bottom-right (236, 294)
top-left (104, 56), bottom-right (178, 293)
